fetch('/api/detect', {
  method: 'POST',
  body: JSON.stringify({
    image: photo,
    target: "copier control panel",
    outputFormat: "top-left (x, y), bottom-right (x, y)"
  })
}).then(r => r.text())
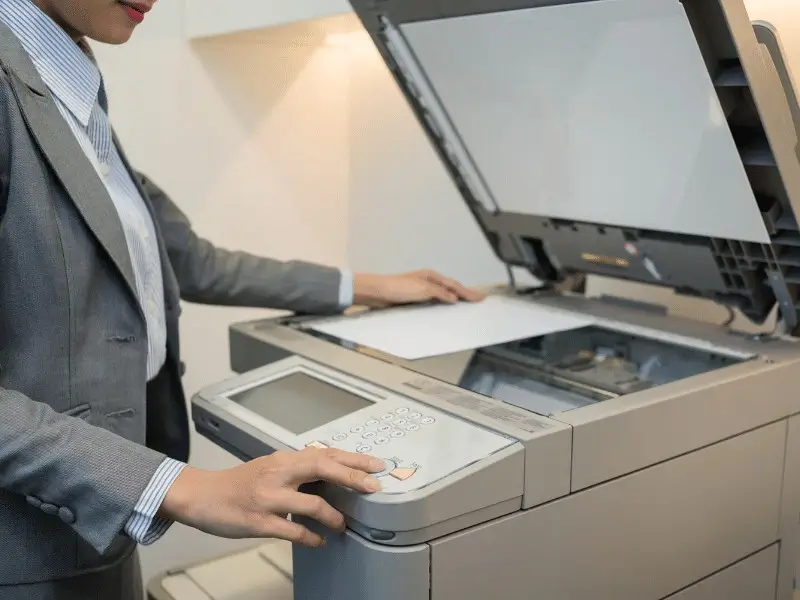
top-left (198, 356), bottom-right (514, 494)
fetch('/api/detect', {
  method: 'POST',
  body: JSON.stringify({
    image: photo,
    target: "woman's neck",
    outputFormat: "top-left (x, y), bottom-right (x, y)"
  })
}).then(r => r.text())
top-left (31, 0), bottom-right (83, 42)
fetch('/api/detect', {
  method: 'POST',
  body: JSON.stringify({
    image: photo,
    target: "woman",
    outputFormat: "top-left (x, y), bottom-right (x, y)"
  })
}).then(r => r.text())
top-left (0, 1), bottom-right (482, 598)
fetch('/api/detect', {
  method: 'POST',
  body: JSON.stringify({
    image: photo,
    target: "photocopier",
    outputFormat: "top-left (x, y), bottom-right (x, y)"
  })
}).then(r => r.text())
top-left (187, 0), bottom-right (800, 598)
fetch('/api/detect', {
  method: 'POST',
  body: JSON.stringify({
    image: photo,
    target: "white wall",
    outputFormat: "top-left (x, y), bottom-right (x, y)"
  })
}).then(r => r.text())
top-left (91, 4), bottom-right (353, 584)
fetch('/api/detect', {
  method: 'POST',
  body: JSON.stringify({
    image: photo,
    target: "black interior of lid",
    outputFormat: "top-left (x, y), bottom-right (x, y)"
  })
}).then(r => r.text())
top-left (349, 0), bottom-right (800, 327)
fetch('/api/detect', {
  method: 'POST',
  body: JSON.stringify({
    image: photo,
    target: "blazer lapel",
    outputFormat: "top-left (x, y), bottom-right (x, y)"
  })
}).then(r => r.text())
top-left (0, 24), bottom-right (140, 306)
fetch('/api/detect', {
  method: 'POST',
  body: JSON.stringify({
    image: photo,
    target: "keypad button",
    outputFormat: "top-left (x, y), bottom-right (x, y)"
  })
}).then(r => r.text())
top-left (350, 426), bottom-right (364, 434)
top-left (396, 407), bottom-right (409, 414)
top-left (306, 441), bottom-right (328, 449)
top-left (390, 467), bottom-right (417, 481)
top-left (366, 419), bottom-right (379, 427)
top-left (363, 431), bottom-right (377, 439)
top-left (375, 459), bottom-right (396, 477)
top-left (406, 423), bottom-right (420, 432)
top-left (409, 412), bottom-right (422, 420)
top-left (332, 433), bottom-right (347, 441)
top-left (394, 419), bottom-right (407, 427)
top-left (381, 414), bottom-right (394, 421)
top-left (390, 430), bottom-right (404, 438)
top-left (375, 437), bottom-right (389, 445)
top-left (378, 425), bottom-right (392, 433)
top-left (420, 417), bottom-right (436, 425)
top-left (357, 445), bottom-right (372, 453)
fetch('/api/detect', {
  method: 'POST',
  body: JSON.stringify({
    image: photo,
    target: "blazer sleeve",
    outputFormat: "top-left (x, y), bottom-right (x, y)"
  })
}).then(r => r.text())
top-left (0, 387), bottom-right (167, 554)
top-left (0, 75), bottom-right (10, 225)
top-left (135, 172), bottom-right (344, 314)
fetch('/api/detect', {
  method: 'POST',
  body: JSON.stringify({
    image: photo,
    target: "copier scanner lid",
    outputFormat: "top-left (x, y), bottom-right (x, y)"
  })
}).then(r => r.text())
top-left (348, 0), bottom-right (800, 326)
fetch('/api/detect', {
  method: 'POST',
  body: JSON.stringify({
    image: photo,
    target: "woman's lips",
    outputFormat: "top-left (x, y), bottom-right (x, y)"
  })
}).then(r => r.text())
top-left (118, 1), bottom-right (148, 24)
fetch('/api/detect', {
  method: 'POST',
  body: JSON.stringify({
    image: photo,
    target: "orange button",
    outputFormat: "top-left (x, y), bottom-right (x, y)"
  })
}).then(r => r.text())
top-left (306, 441), bottom-right (328, 449)
top-left (390, 467), bottom-right (417, 481)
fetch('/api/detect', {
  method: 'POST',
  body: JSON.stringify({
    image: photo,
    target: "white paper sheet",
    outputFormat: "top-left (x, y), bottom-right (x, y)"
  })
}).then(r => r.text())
top-left (309, 295), bottom-right (593, 360)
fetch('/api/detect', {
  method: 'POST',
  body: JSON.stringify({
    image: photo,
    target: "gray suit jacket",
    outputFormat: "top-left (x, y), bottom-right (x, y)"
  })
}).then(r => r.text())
top-left (0, 22), bottom-right (342, 587)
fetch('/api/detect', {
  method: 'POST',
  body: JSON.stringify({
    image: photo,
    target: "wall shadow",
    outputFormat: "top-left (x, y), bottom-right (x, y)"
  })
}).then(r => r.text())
top-left (187, 14), bottom-right (358, 130)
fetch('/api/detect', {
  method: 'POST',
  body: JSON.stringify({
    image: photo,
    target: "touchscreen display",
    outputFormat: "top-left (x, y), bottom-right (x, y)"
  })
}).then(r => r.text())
top-left (228, 372), bottom-right (373, 434)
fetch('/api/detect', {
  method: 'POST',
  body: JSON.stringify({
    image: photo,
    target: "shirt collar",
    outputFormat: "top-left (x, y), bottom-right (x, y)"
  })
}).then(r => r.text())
top-left (0, 0), bottom-right (101, 126)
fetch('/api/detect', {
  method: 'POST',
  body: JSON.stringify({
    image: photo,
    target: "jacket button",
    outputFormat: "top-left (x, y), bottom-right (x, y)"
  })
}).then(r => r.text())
top-left (58, 507), bottom-right (75, 524)
top-left (25, 495), bottom-right (42, 509)
top-left (40, 503), bottom-right (58, 516)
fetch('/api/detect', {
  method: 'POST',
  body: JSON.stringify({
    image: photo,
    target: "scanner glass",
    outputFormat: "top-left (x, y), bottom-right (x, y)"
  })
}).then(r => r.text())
top-left (228, 373), bottom-right (374, 435)
top-left (456, 326), bottom-right (745, 415)
top-left (301, 325), bottom-right (746, 417)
